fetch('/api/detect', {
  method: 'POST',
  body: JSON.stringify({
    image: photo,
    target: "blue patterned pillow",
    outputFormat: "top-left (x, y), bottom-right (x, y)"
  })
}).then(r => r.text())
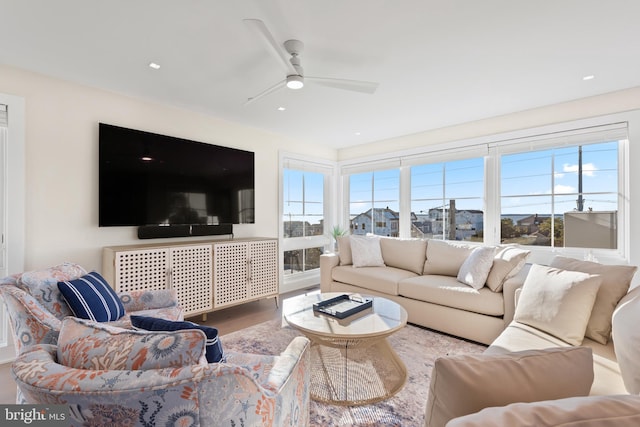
top-left (58, 272), bottom-right (125, 322)
top-left (131, 315), bottom-right (224, 363)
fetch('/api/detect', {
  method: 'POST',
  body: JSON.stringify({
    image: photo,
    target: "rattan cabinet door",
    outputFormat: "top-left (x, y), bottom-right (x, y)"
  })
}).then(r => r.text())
top-left (113, 248), bottom-right (170, 293)
top-left (170, 245), bottom-right (213, 317)
top-left (248, 240), bottom-right (278, 299)
top-left (213, 241), bottom-right (249, 308)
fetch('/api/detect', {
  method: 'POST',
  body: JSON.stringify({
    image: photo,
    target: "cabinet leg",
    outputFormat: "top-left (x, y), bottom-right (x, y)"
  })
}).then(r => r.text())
top-left (274, 296), bottom-right (279, 309)
top-left (202, 313), bottom-right (207, 322)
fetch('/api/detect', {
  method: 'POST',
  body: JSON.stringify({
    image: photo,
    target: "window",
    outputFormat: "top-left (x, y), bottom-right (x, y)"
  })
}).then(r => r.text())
top-left (283, 169), bottom-right (324, 238)
top-left (280, 154), bottom-right (335, 291)
top-left (340, 120), bottom-right (628, 257)
top-left (349, 169), bottom-right (400, 236)
top-left (410, 158), bottom-right (484, 241)
top-left (501, 141), bottom-right (619, 249)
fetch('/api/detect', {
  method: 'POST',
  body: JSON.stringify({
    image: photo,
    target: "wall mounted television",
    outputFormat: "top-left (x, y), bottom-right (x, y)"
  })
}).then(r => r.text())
top-left (99, 123), bottom-right (255, 227)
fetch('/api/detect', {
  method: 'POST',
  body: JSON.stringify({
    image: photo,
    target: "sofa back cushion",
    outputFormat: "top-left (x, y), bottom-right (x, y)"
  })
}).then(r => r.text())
top-left (423, 240), bottom-right (474, 277)
top-left (612, 285), bottom-right (640, 394)
top-left (425, 346), bottom-right (594, 427)
top-left (380, 237), bottom-right (427, 275)
top-left (550, 256), bottom-right (637, 345)
top-left (16, 262), bottom-right (88, 320)
top-left (57, 317), bottom-right (207, 370)
top-left (337, 235), bottom-right (353, 265)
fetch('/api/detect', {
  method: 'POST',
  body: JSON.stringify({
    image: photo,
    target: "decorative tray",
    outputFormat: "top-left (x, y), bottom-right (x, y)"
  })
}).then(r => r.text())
top-left (312, 294), bottom-right (373, 319)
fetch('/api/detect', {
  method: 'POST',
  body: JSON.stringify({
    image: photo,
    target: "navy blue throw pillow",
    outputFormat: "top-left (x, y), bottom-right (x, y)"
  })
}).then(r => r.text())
top-left (130, 315), bottom-right (224, 363)
top-left (58, 272), bottom-right (125, 322)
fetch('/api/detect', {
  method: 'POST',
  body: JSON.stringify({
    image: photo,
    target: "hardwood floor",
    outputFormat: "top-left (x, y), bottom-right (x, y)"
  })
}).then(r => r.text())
top-left (0, 286), bottom-right (320, 404)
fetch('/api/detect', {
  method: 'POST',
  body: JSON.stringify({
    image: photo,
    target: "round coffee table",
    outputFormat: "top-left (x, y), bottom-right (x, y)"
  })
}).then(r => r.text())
top-left (283, 292), bottom-right (408, 406)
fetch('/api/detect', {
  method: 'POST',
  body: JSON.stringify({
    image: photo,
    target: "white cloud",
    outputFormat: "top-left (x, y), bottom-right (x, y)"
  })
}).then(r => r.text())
top-left (563, 163), bottom-right (597, 177)
top-left (554, 184), bottom-right (575, 194)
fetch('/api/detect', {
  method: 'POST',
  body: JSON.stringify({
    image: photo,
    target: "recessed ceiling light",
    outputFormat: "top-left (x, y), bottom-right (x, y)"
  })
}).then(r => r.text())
top-left (583, 75), bottom-right (595, 81)
top-left (149, 62), bottom-right (161, 70)
top-left (355, 132), bottom-right (361, 136)
top-left (277, 107), bottom-right (286, 111)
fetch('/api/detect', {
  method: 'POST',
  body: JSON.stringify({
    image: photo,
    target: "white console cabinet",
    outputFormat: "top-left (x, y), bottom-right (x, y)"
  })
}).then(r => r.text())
top-left (102, 238), bottom-right (278, 317)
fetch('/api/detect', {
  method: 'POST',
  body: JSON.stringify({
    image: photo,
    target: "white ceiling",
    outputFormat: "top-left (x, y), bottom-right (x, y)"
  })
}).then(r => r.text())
top-left (2, 0), bottom-right (640, 149)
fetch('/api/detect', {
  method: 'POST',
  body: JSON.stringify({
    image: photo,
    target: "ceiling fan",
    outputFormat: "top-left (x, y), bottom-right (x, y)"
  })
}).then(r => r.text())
top-left (243, 19), bottom-right (379, 105)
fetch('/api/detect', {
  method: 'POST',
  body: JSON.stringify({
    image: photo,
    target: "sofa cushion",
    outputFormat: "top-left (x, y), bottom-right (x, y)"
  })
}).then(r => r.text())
top-left (337, 235), bottom-right (353, 265)
top-left (379, 237), bottom-right (427, 275)
top-left (446, 395), bottom-right (640, 427)
top-left (332, 265), bottom-right (416, 295)
top-left (16, 262), bottom-right (87, 319)
top-left (550, 256), bottom-right (637, 345)
top-left (425, 346), bottom-right (594, 427)
top-left (399, 275), bottom-right (504, 316)
top-left (131, 315), bottom-right (224, 363)
top-left (57, 317), bottom-right (207, 370)
top-left (612, 286), bottom-right (640, 394)
top-left (423, 240), bottom-right (474, 276)
top-left (486, 246), bottom-right (530, 292)
top-left (58, 272), bottom-right (125, 322)
top-left (514, 264), bottom-right (602, 346)
top-left (457, 246), bottom-right (496, 289)
top-left (350, 235), bottom-right (386, 267)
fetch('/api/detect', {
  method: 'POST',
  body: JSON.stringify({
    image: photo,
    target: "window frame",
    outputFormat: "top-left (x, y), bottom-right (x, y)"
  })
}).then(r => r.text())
top-left (339, 117), bottom-right (631, 264)
top-left (279, 152), bottom-right (337, 292)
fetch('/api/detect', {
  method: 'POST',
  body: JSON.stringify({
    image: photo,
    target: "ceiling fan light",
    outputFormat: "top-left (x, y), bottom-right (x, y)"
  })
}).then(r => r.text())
top-left (286, 75), bottom-right (304, 89)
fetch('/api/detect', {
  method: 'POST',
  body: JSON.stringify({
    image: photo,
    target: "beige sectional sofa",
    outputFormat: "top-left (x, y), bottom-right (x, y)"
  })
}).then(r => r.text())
top-left (320, 236), bottom-right (530, 345)
top-left (431, 284), bottom-right (640, 427)
top-left (320, 235), bottom-right (640, 426)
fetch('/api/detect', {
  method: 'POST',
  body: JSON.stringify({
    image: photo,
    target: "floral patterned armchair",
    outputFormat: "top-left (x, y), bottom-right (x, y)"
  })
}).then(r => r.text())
top-left (0, 262), bottom-right (184, 355)
top-left (11, 317), bottom-right (311, 427)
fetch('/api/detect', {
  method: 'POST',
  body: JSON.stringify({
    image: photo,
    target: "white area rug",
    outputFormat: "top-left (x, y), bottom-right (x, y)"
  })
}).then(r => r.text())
top-left (222, 320), bottom-right (485, 426)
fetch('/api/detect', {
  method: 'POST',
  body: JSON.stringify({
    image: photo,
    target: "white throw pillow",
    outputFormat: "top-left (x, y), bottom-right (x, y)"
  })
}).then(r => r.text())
top-left (457, 246), bottom-right (496, 289)
top-left (485, 246), bottom-right (531, 292)
top-left (514, 264), bottom-right (602, 346)
top-left (349, 235), bottom-right (386, 268)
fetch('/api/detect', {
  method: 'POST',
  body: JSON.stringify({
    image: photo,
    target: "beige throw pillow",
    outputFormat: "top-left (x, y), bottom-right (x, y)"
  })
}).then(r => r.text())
top-left (485, 246), bottom-right (530, 292)
top-left (349, 235), bottom-right (385, 268)
top-left (550, 256), bottom-right (637, 344)
top-left (457, 246), bottom-right (496, 289)
top-left (336, 235), bottom-right (353, 265)
top-left (514, 264), bottom-right (602, 346)
top-left (424, 346), bottom-right (594, 427)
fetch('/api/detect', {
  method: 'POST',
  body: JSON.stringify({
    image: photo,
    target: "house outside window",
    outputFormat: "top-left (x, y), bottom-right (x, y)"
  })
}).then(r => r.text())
top-left (349, 169), bottom-right (400, 237)
top-left (410, 158), bottom-right (484, 241)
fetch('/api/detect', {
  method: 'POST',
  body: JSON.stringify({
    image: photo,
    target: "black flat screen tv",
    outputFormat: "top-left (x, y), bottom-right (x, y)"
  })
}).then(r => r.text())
top-left (99, 123), bottom-right (255, 227)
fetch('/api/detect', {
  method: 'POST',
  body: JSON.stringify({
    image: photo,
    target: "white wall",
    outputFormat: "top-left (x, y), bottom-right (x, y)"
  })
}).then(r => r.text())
top-left (0, 64), bottom-right (336, 273)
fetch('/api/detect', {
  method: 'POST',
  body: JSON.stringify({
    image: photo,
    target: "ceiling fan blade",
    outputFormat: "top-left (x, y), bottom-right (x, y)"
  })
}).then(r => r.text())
top-left (243, 19), bottom-right (298, 76)
top-left (243, 79), bottom-right (287, 106)
top-left (306, 76), bottom-right (379, 94)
